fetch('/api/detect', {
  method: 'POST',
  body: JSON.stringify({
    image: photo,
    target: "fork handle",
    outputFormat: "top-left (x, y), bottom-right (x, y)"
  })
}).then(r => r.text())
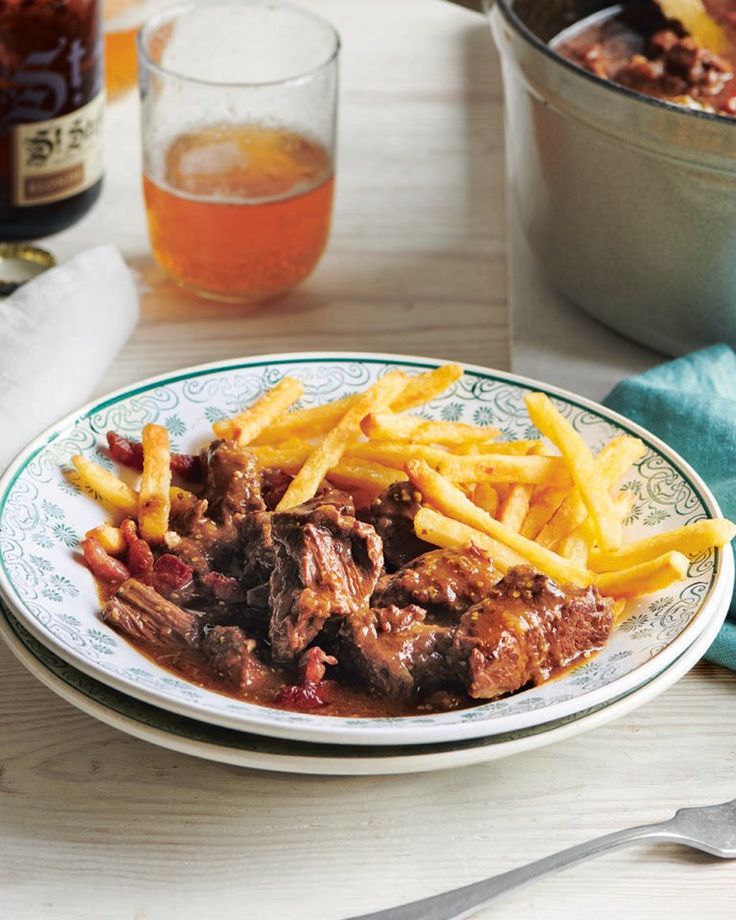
top-left (348, 820), bottom-right (680, 920)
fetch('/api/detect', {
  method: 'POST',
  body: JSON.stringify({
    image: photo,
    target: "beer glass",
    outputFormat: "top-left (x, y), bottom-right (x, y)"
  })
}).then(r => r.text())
top-left (138, 0), bottom-right (339, 302)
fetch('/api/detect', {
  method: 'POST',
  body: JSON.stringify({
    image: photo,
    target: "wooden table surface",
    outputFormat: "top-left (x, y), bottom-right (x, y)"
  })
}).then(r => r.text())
top-left (1, 2), bottom-right (734, 918)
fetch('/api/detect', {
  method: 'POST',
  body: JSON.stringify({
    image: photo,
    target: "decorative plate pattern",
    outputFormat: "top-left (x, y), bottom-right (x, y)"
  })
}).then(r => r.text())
top-left (0, 353), bottom-right (731, 747)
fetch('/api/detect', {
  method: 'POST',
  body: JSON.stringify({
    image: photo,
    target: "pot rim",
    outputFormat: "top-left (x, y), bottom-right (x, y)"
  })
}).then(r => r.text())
top-left (488, 0), bottom-right (736, 131)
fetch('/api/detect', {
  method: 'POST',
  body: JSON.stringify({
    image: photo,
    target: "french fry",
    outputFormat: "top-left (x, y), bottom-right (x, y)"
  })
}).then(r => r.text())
top-left (252, 364), bottom-right (462, 445)
top-left (595, 551), bottom-right (690, 598)
top-left (362, 411), bottom-right (501, 445)
top-left (390, 363), bottom-right (463, 412)
top-left (526, 392), bottom-right (623, 552)
top-left (536, 434), bottom-right (646, 550)
top-left (361, 411), bottom-right (419, 441)
top-left (614, 490), bottom-right (636, 520)
top-left (72, 455), bottom-right (138, 515)
top-left (405, 461), bottom-right (591, 586)
top-left (377, 442), bottom-right (559, 492)
top-left (326, 459), bottom-right (404, 495)
top-left (593, 435), bottom-right (647, 484)
top-left (437, 453), bottom-right (573, 487)
top-left (85, 524), bottom-right (126, 556)
top-left (520, 487), bottom-right (568, 539)
top-left (73, 454), bottom-right (195, 522)
top-left (213, 376), bottom-right (304, 444)
top-left (496, 443), bottom-right (543, 531)
top-left (277, 371), bottom-right (408, 510)
top-left (250, 440), bottom-right (314, 473)
top-left (556, 490), bottom-right (632, 567)
top-left (138, 423), bottom-right (171, 543)
top-left (473, 483), bottom-right (499, 517)
top-left (413, 507), bottom-right (526, 573)
top-left (559, 524), bottom-right (592, 566)
top-left (498, 483), bottom-right (533, 533)
top-left (454, 439), bottom-right (542, 456)
top-left (589, 518), bottom-right (736, 572)
top-left (612, 598), bottom-right (628, 625)
top-left (495, 484), bottom-right (511, 504)
top-left (346, 441), bottom-right (450, 470)
top-left (476, 440), bottom-right (542, 455)
top-left (251, 394), bottom-right (355, 445)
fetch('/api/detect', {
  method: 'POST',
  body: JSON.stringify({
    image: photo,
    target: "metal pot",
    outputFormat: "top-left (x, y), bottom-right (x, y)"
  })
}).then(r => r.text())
top-left (486, 0), bottom-right (736, 356)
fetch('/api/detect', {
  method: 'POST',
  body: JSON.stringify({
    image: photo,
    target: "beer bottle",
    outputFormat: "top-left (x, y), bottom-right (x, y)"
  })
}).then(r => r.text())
top-left (0, 0), bottom-right (104, 240)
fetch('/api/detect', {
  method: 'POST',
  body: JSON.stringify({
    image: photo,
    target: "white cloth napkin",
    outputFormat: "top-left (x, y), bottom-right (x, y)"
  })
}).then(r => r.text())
top-left (0, 244), bottom-right (138, 471)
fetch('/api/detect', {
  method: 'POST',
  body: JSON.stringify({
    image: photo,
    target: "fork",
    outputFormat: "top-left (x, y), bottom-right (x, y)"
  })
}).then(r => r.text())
top-left (348, 797), bottom-right (736, 920)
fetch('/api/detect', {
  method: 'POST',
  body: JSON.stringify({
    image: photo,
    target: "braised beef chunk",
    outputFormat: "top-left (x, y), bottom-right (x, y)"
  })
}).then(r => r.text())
top-left (371, 481), bottom-right (432, 571)
top-left (102, 579), bottom-right (200, 649)
top-left (339, 606), bottom-right (455, 702)
top-left (239, 511), bottom-right (275, 587)
top-left (296, 484), bottom-right (356, 518)
top-left (201, 440), bottom-right (266, 523)
top-left (202, 571), bottom-right (246, 603)
top-left (202, 625), bottom-right (279, 694)
top-left (246, 582), bottom-right (270, 610)
top-left (372, 546), bottom-right (498, 622)
top-left (261, 467), bottom-right (293, 511)
top-left (169, 496), bottom-right (209, 537)
top-left (165, 514), bottom-right (239, 588)
top-left (238, 487), bottom-right (356, 599)
top-left (452, 566), bottom-right (614, 700)
top-left (269, 500), bottom-right (384, 662)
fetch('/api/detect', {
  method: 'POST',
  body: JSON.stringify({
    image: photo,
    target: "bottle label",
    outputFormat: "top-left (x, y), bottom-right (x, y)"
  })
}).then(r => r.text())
top-left (12, 92), bottom-right (104, 207)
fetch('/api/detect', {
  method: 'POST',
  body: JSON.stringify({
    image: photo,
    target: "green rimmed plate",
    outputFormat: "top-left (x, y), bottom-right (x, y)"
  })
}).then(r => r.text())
top-left (0, 352), bottom-right (731, 746)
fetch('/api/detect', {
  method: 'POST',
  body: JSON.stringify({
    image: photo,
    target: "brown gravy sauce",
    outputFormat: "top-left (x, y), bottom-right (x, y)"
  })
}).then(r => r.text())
top-left (124, 623), bottom-right (599, 720)
top-left (94, 579), bottom-right (473, 717)
top-left (137, 640), bottom-right (436, 718)
top-left (96, 555), bottom-right (601, 719)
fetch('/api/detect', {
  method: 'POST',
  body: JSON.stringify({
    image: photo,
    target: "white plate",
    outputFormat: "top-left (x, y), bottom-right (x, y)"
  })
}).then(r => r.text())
top-left (0, 593), bottom-right (726, 775)
top-left (0, 352), bottom-right (731, 746)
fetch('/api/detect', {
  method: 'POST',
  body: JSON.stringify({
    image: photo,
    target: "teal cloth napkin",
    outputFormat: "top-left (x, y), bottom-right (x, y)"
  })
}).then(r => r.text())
top-left (603, 344), bottom-right (736, 671)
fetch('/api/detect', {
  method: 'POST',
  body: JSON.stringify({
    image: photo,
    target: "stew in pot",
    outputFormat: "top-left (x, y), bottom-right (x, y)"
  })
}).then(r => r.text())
top-left (553, 3), bottom-right (736, 116)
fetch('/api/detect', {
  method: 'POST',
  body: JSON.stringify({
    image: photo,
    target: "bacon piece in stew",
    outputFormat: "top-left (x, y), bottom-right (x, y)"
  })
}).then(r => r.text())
top-left (202, 570), bottom-right (246, 603)
top-left (274, 647), bottom-right (337, 710)
top-left (82, 537), bottom-right (131, 583)
top-left (121, 518), bottom-right (154, 580)
top-left (151, 554), bottom-right (193, 597)
top-left (106, 431), bottom-right (202, 480)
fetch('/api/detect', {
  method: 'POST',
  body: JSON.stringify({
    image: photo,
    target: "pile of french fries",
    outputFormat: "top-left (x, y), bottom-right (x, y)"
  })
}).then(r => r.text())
top-left (71, 364), bottom-right (735, 623)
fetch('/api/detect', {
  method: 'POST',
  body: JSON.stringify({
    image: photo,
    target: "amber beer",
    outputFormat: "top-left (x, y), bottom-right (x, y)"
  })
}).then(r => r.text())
top-left (143, 123), bottom-right (334, 301)
top-left (103, 0), bottom-right (147, 100)
top-left (138, 2), bottom-right (339, 301)
top-left (105, 24), bottom-right (138, 98)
